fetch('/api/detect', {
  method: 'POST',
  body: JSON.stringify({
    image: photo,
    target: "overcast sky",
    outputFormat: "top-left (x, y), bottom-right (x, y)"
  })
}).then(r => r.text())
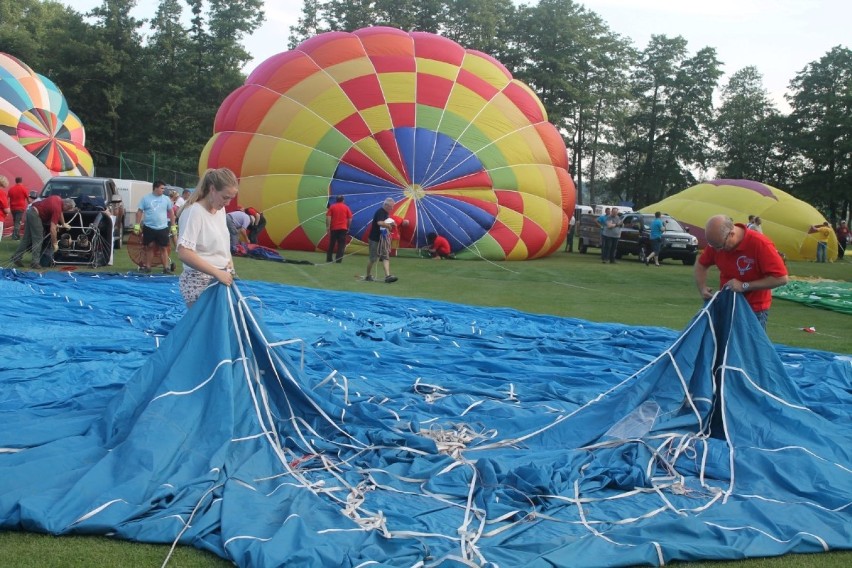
top-left (70, 0), bottom-right (851, 111)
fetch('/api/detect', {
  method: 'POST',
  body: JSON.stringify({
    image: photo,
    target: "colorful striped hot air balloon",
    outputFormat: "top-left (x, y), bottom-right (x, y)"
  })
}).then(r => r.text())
top-left (200, 27), bottom-right (575, 260)
top-left (0, 53), bottom-right (93, 177)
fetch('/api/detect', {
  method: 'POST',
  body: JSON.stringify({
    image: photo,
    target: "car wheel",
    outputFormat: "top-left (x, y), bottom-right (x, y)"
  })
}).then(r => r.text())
top-left (682, 254), bottom-right (696, 265)
top-left (578, 240), bottom-right (587, 254)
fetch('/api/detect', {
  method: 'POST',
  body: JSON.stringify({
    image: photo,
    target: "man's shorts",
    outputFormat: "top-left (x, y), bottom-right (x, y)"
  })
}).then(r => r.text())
top-left (142, 225), bottom-right (171, 247)
top-left (369, 239), bottom-right (389, 262)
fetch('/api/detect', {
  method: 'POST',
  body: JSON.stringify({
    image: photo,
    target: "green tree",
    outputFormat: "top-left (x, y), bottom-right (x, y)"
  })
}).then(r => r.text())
top-left (714, 66), bottom-right (781, 181)
top-left (787, 46), bottom-right (852, 220)
top-left (610, 36), bottom-right (721, 208)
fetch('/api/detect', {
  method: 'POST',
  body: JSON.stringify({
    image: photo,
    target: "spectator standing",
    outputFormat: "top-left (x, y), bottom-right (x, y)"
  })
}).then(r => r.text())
top-left (364, 197), bottom-right (398, 283)
top-left (694, 215), bottom-right (788, 330)
top-left (176, 168), bottom-right (238, 307)
top-left (597, 207), bottom-right (610, 262)
top-left (325, 195), bottom-right (352, 263)
top-left (752, 216), bottom-right (764, 233)
top-left (176, 189), bottom-right (190, 209)
top-left (10, 196), bottom-right (76, 269)
top-left (135, 180), bottom-right (176, 273)
top-left (226, 209), bottom-right (252, 252)
top-left (7, 177), bottom-right (29, 240)
top-left (601, 208), bottom-right (623, 264)
top-left (242, 206), bottom-right (266, 244)
top-left (807, 222), bottom-right (832, 263)
top-left (644, 211), bottom-right (665, 267)
top-left (0, 176), bottom-right (10, 240)
top-left (426, 232), bottom-right (453, 259)
top-left (836, 220), bottom-right (850, 259)
top-left (564, 214), bottom-right (575, 252)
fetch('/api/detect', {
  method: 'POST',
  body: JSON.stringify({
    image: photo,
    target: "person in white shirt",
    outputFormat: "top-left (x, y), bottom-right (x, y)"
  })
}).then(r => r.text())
top-left (177, 168), bottom-right (239, 307)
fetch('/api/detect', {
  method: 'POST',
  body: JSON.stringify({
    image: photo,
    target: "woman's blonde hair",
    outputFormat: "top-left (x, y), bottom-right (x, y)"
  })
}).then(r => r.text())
top-left (0, 175), bottom-right (8, 188)
top-left (179, 168), bottom-right (238, 216)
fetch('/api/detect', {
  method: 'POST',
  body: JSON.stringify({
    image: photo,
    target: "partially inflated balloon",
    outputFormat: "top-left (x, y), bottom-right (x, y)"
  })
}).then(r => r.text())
top-left (0, 53), bottom-right (93, 177)
top-left (201, 27), bottom-right (575, 260)
top-left (641, 179), bottom-right (838, 261)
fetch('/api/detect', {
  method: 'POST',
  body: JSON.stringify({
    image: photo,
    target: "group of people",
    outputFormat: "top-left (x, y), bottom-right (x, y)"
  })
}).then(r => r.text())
top-left (323, 195), bottom-right (453, 284)
top-left (4, 175), bottom-right (76, 269)
top-left (0, 176), bottom-right (36, 243)
top-left (597, 207), bottom-right (624, 264)
top-left (5, 167), bottom-right (843, 329)
top-left (808, 220), bottom-right (850, 262)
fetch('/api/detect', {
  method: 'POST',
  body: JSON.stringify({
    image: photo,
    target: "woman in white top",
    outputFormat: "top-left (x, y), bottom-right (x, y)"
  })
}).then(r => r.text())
top-left (177, 168), bottom-right (239, 307)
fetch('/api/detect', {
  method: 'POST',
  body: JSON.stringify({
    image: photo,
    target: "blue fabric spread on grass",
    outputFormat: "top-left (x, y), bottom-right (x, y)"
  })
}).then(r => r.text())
top-left (0, 269), bottom-right (850, 567)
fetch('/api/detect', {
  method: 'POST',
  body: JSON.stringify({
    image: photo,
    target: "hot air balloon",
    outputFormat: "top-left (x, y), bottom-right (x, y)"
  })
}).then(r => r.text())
top-left (200, 27), bottom-right (575, 260)
top-left (641, 179), bottom-right (838, 261)
top-left (0, 52), bottom-right (93, 177)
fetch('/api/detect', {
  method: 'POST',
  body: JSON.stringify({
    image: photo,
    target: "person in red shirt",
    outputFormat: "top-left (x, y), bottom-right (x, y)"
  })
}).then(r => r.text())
top-left (694, 214), bottom-right (788, 330)
top-left (426, 232), bottom-right (453, 259)
top-left (10, 195), bottom-right (76, 269)
top-left (0, 176), bottom-right (10, 238)
top-left (7, 177), bottom-right (30, 240)
top-left (325, 195), bottom-right (353, 263)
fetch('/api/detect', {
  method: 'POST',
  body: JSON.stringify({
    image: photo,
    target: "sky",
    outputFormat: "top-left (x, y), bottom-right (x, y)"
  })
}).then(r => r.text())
top-left (70, 0), bottom-right (851, 111)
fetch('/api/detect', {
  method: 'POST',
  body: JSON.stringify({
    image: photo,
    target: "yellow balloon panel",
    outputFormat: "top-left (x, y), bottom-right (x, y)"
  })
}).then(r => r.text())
top-left (377, 73), bottom-right (415, 104)
top-left (460, 53), bottom-right (512, 90)
top-left (415, 59), bottom-right (460, 82)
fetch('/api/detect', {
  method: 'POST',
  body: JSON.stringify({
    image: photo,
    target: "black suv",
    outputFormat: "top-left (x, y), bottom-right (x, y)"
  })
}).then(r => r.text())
top-left (39, 177), bottom-right (126, 249)
top-left (577, 212), bottom-right (698, 264)
top-left (618, 212), bottom-right (698, 265)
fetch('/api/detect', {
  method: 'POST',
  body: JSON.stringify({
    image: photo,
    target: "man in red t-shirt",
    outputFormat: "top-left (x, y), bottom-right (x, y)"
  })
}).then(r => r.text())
top-left (694, 214), bottom-right (788, 330)
top-left (325, 195), bottom-right (353, 263)
top-left (7, 177), bottom-right (30, 240)
top-left (426, 232), bottom-right (453, 259)
top-left (11, 195), bottom-right (76, 269)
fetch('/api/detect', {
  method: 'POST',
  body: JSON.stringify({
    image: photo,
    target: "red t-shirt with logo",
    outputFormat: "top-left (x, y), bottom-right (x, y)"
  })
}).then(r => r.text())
top-left (326, 202), bottom-right (352, 231)
top-left (698, 224), bottom-right (787, 312)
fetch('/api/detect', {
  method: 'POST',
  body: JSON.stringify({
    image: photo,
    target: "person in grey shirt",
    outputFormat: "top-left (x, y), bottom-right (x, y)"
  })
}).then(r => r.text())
top-left (601, 208), bottom-right (623, 264)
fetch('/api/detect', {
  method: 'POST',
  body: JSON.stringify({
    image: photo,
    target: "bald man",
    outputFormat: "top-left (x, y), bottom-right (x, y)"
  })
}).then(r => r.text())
top-left (694, 214), bottom-right (788, 330)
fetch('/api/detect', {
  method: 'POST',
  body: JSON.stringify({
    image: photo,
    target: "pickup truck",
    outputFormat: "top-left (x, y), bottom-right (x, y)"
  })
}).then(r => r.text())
top-left (577, 212), bottom-right (698, 264)
top-left (38, 176), bottom-right (126, 249)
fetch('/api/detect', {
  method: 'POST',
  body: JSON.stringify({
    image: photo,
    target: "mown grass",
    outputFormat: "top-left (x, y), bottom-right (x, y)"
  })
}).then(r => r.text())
top-left (1, 236), bottom-right (849, 566)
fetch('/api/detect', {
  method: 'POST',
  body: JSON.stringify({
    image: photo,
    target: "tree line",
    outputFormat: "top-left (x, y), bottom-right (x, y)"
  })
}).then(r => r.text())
top-left (2, 0), bottom-right (849, 220)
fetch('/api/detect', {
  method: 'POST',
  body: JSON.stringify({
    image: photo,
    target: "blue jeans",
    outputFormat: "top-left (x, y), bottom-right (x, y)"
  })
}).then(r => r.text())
top-left (754, 309), bottom-right (769, 330)
top-left (816, 241), bottom-right (827, 262)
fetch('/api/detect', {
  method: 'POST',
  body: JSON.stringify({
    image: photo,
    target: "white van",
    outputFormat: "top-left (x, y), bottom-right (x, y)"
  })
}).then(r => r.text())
top-left (593, 204), bottom-right (633, 216)
top-left (113, 179), bottom-right (153, 228)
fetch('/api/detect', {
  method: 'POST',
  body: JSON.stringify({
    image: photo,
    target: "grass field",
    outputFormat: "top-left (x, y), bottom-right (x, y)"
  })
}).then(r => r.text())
top-left (0, 235), bottom-right (849, 567)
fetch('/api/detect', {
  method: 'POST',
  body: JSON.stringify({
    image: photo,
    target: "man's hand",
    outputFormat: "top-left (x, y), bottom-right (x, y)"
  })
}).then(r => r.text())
top-left (52, 241), bottom-right (59, 253)
top-left (133, 224), bottom-right (141, 235)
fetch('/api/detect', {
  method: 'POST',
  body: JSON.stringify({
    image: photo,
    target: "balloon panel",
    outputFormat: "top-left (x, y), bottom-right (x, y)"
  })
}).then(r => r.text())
top-left (201, 28), bottom-right (574, 260)
top-left (642, 180), bottom-right (837, 261)
top-left (0, 53), bottom-right (92, 176)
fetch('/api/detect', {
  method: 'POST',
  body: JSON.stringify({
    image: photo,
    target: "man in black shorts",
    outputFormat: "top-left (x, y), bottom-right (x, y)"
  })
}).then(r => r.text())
top-left (364, 197), bottom-right (398, 283)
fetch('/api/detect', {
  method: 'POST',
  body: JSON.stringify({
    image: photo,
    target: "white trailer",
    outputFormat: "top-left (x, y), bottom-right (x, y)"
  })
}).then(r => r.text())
top-left (114, 179), bottom-right (153, 229)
